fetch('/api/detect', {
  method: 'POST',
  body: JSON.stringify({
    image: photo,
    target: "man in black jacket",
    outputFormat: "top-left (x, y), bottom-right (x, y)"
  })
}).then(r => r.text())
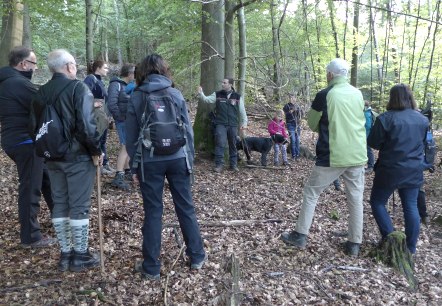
top-left (197, 78), bottom-right (248, 173)
top-left (0, 46), bottom-right (55, 248)
top-left (30, 49), bottom-right (102, 272)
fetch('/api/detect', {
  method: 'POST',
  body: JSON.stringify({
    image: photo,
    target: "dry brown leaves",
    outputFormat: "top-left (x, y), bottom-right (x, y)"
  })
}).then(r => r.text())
top-left (0, 118), bottom-right (441, 305)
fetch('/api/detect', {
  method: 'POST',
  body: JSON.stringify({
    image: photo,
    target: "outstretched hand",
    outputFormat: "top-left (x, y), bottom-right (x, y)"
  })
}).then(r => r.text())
top-left (197, 86), bottom-right (203, 94)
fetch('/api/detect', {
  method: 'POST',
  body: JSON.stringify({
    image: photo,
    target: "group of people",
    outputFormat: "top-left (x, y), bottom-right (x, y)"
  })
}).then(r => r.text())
top-left (0, 47), bottom-right (206, 278)
top-left (281, 58), bottom-right (429, 256)
top-left (0, 47), bottom-right (430, 280)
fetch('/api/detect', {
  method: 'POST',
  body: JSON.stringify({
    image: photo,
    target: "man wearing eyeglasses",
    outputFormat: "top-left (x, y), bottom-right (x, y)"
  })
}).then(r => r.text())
top-left (0, 46), bottom-right (56, 248)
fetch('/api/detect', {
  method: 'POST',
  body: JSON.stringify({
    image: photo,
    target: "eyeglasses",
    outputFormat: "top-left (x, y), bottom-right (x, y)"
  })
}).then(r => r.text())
top-left (25, 59), bottom-right (37, 65)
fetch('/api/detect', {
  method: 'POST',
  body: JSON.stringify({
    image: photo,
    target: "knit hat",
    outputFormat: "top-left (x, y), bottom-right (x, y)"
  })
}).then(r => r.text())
top-left (326, 58), bottom-right (350, 77)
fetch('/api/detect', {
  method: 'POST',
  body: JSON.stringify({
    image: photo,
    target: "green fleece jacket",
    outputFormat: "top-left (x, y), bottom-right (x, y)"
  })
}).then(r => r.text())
top-left (307, 76), bottom-right (367, 167)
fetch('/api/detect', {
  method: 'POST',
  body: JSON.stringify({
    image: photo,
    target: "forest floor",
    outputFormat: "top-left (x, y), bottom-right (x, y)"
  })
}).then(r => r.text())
top-left (0, 113), bottom-right (441, 306)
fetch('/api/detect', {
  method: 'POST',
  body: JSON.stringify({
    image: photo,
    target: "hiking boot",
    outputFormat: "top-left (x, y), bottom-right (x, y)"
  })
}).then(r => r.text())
top-left (70, 249), bottom-right (100, 272)
top-left (124, 169), bottom-right (133, 181)
top-left (21, 236), bottom-right (57, 249)
top-left (58, 250), bottom-right (73, 272)
top-left (191, 254), bottom-right (208, 270)
top-left (281, 231), bottom-right (307, 249)
top-left (344, 241), bottom-right (360, 257)
top-left (111, 172), bottom-right (129, 190)
top-left (134, 260), bottom-right (160, 280)
top-left (214, 166), bottom-right (223, 173)
top-left (229, 166), bottom-right (239, 172)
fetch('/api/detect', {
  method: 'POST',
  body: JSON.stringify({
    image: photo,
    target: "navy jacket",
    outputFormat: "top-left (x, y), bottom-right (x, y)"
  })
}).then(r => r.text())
top-left (368, 109), bottom-right (428, 189)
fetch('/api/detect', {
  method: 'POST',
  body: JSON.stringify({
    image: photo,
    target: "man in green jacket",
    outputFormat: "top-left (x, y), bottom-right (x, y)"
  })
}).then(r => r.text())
top-left (281, 58), bottom-right (367, 256)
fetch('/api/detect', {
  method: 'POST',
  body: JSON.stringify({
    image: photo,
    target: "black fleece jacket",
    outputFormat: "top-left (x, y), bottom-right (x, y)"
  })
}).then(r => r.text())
top-left (0, 66), bottom-right (37, 150)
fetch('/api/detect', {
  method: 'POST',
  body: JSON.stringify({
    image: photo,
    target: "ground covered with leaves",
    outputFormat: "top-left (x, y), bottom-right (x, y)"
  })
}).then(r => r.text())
top-left (0, 116), bottom-right (441, 305)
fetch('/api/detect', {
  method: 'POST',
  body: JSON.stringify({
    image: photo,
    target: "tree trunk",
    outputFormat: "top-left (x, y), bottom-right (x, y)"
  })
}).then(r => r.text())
top-left (113, 0), bottom-right (123, 65)
top-left (0, 0), bottom-right (23, 66)
top-left (22, 2), bottom-right (31, 48)
top-left (302, 0), bottom-right (318, 91)
top-left (423, 0), bottom-right (441, 101)
top-left (85, 0), bottom-right (94, 64)
top-left (327, 0), bottom-right (340, 58)
top-left (350, 2), bottom-right (359, 87)
top-left (237, 5), bottom-right (246, 96)
top-left (369, 4), bottom-right (383, 96)
top-left (225, 0), bottom-right (235, 80)
top-left (270, 0), bottom-right (281, 102)
top-left (409, 0), bottom-right (421, 85)
top-left (193, 1), bottom-right (225, 153)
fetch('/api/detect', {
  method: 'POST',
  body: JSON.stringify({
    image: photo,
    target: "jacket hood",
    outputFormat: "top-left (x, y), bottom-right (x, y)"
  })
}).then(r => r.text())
top-left (138, 74), bottom-right (172, 93)
top-left (0, 66), bottom-right (22, 83)
top-left (109, 76), bottom-right (127, 85)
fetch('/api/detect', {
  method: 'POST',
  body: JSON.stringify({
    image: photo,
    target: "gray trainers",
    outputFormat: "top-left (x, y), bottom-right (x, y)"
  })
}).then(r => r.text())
top-left (101, 164), bottom-right (115, 175)
top-left (214, 166), bottom-right (223, 173)
top-left (134, 260), bottom-right (160, 280)
top-left (281, 231), bottom-right (307, 249)
top-left (191, 254), bottom-right (208, 270)
top-left (21, 236), bottom-right (57, 248)
top-left (111, 172), bottom-right (129, 190)
top-left (344, 241), bottom-right (360, 257)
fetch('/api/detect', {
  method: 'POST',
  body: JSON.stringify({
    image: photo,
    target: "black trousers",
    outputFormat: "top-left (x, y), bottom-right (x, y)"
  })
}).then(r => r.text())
top-left (4, 143), bottom-right (53, 244)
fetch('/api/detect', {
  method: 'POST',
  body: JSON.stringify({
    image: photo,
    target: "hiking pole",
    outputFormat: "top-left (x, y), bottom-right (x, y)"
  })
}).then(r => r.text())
top-left (96, 162), bottom-right (105, 273)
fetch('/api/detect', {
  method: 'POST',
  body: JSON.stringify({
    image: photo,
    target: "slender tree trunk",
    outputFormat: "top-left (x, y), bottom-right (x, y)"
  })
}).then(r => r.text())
top-left (225, 0), bottom-right (235, 79)
top-left (343, 0), bottom-right (349, 60)
top-left (85, 0), bottom-right (94, 64)
top-left (424, 0), bottom-right (441, 100)
top-left (350, 2), bottom-right (359, 87)
top-left (237, 5), bottom-right (246, 96)
top-left (327, 0), bottom-right (340, 58)
top-left (409, 0), bottom-right (421, 84)
top-left (113, 0), bottom-right (122, 65)
top-left (22, 2), bottom-right (31, 48)
top-left (370, 5), bottom-right (382, 93)
top-left (194, 1), bottom-right (225, 153)
top-left (302, 0), bottom-right (318, 90)
top-left (0, 0), bottom-right (23, 66)
top-left (121, 2), bottom-right (132, 63)
top-left (270, 0), bottom-right (281, 102)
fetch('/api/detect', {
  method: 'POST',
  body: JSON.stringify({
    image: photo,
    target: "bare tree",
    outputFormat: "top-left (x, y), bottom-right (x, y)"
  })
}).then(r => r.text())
top-left (0, 0), bottom-right (23, 66)
top-left (85, 0), bottom-right (94, 64)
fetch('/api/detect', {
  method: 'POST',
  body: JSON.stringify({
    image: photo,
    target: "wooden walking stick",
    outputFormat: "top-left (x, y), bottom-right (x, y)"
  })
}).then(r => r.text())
top-left (96, 163), bottom-right (105, 273)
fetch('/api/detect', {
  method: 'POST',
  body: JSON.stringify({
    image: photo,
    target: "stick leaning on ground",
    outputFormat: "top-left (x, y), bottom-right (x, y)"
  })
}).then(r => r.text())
top-left (93, 156), bottom-right (105, 273)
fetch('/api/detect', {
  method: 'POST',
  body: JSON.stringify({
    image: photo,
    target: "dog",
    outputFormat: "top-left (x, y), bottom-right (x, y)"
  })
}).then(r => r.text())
top-left (299, 145), bottom-right (316, 160)
top-left (236, 136), bottom-right (273, 166)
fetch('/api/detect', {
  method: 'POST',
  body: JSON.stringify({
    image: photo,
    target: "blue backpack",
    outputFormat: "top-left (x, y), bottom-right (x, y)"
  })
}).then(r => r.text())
top-left (423, 129), bottom-right (437, 172)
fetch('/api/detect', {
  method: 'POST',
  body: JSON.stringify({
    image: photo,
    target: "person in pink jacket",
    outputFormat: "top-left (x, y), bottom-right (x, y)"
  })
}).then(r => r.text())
top-left (268, 110), bottom-right (289, 166)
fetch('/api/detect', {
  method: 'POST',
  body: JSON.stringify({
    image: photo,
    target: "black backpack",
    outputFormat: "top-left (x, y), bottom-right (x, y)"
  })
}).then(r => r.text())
top-left (131, 88), bottom-right (191, 182)
top-left (138, 88), bottom-right (186, 156)
top-left (34, 81), bottom-right (77, 160)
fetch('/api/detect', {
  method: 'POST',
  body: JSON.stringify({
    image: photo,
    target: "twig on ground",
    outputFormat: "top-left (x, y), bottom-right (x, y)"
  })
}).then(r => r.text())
top-left (163, 245), bottom-right (186, 306)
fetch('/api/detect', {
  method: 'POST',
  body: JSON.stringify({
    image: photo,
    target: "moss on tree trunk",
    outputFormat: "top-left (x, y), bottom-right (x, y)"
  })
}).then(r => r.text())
top-left (372, 231), bottom-right (417, 289)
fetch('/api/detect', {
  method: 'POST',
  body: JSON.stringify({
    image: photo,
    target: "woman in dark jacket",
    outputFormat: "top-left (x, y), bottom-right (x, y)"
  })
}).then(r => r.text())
top-left (368, 84), bottom-right (429, 253)
top-left (126, 54), bottom-right (206, 280)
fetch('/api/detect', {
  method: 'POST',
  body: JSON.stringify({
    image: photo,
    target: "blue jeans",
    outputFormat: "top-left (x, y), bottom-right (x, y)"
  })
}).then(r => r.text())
top-left (287, 123), bottom-right (300, 158)
top-left (370, 186), bottom-right (420, 253)
top-left (115, 121), bottom-right (126, 145)
top-left (367, 146), bottom-right (374, 168)
top-left (214, 124), bottom-right (238, 168)
top-left (139, 158), bottom-right (205, 275)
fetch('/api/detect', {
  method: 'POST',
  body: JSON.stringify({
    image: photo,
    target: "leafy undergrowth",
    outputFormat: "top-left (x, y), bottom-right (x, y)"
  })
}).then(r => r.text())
top-left (0, 118), bottom-right (441, 305)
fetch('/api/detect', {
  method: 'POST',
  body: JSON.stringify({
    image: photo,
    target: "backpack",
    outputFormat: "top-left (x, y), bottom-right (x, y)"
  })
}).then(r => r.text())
top-left (34, 81), bottom-right (77, 160)
top-left (423, 128), bottom-right (437, 172)
top-left (139, 89), bottom-right (186, 156)
top-left (131, 88), bottom-right (192, 182)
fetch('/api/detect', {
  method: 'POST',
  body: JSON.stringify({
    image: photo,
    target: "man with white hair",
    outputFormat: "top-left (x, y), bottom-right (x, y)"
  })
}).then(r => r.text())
top-left (30, 49), bottom-right (102, 272)
top-left (281, 58), bottom-right (367, 256)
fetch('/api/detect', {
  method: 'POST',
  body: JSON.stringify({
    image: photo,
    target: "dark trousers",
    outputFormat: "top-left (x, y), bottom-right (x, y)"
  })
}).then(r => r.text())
top-left (46, 160), bottom-right (95, 219)
top-left (100, 128), bottom-right (109, 166)
top-left (139, 158), bottom-right (205, 275)
top-left (4, 144), bottom-right (53, 244)
top-left (214, 124), bottom-right (238, 168)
